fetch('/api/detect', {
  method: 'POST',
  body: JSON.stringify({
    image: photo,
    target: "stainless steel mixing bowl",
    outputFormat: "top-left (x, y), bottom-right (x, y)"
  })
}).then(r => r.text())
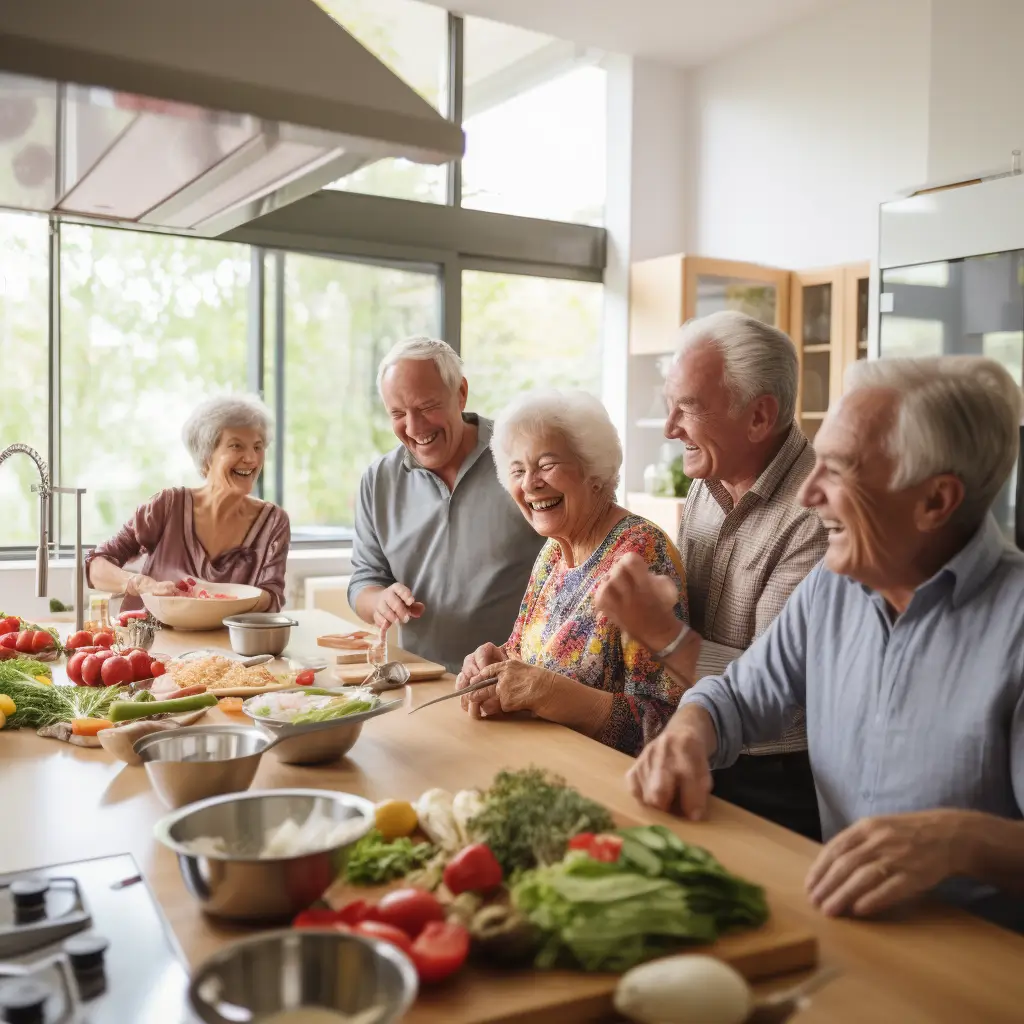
top-left (245, 692), bottom-right (403, 766)
top-left (222, 612), bottom-right (298, 656)
top-left (188, 929), bottom-right (417, 1024)
top-left (153, 788), bottom-right (374, 921)
top-left (135, 724), bottom-right (272, 809)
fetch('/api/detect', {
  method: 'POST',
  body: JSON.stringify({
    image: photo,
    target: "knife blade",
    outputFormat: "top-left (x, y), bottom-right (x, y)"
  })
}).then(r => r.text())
top-left (408, 677), bottom-right (494, 713)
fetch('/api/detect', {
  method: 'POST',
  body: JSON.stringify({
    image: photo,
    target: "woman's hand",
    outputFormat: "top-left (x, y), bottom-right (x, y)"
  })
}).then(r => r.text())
top-left (456, 642), bottom-right (507, 713)
top-left (464, 660), bottom-right (559, 718)
top-left (127, 574), bottom-right (177, 598)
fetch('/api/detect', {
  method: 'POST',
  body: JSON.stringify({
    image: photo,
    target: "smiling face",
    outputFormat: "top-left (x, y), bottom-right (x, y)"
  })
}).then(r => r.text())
top-left (799, 388), bottom-right (931, 588)
top-left (506, 432), bottom-right (599, 542)
top-left (663, 342), bottom-right (776, 483)
top-left (207, 426), bottom-right (265, 494)
top-left (381, 358), bottom-right (468, 474)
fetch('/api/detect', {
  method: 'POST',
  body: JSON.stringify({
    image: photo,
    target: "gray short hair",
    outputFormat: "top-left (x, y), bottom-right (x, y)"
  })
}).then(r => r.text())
top-left (491, 389), bottom-right (622, 493)
top-left (376, 336), bottom-right (464, 396)
top-left (182, 394), bottom-right (273, 477)
top-left (676, 310), bottom-right (798, 432)
top-left (845, 356), bottom-right (1023, 530)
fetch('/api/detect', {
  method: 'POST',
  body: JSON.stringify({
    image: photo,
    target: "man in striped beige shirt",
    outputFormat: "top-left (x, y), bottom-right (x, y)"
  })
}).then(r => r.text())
top-left (599, 311), bottom-right (826, 839)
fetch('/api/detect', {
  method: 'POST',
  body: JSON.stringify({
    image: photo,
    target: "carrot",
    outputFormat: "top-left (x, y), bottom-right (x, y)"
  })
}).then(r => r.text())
top-left (71, 717), bottom-right (114, 737)
top-left (219, 697), bottom-right (245, 715)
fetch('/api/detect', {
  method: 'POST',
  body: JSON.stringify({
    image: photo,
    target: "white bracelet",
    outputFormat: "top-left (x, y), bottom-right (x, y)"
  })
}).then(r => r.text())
top-left (653, 623), bottom-right (691, 662)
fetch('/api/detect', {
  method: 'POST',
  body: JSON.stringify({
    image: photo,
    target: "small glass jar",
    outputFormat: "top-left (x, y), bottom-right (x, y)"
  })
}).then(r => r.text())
top-left (367, 635), bottom-right (388, 669)
top-left (87, 594), bottom-right (111, 631)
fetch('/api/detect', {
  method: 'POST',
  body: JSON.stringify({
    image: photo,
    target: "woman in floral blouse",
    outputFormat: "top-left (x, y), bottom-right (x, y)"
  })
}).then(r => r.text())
top-left (456, 389), bottom-right (695, 756)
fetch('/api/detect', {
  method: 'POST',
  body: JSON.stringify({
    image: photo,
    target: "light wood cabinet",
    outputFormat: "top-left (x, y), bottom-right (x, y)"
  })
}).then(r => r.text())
top-left (629, 255), bottom-right (791, 355)
top-left (790, 261), bottom-right (870, 439)
top-left (625, 492), bottom-right (686, 542)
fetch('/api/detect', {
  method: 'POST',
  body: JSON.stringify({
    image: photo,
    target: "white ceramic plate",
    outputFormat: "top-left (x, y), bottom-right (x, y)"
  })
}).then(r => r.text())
top-left (142, 580), bottom-right (262, 631)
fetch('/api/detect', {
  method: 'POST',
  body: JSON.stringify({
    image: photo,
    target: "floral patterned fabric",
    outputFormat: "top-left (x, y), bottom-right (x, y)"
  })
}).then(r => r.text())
top-left (503, 514), bottom-right (688, 756)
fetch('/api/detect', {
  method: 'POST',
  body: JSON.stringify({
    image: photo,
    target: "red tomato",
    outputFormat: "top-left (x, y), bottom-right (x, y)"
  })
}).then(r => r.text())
top-left (66, 651), bottom-right (89, 685)
top-left (567, 833), bottom-right (623, 863)
top-left (100, 655), bottom-right (134, 687)
top-left (0, 633), bottom-right (19, 650)
top-left (375, 889), bottom-right (445, 939)
top-left (118, 611), bottom-right (148, 627)
top-left (0, 616), bottom-right (20, 635)
top-left (353, 921), bottom-right (413, 955)
top-left (81, 653), bottom-right (107, 686)
top-left (292, 908), bottom-right (349, 929)
top-left (127, 649), bottom-right (153, 682)
top-left (442, 844), bottom-right (503, 895)
top-left (149, 660), bottom-right (166, 677)
top-left (15, 631), bottom-right (35, 653)
top-left (295, 669), bottom-right (316, 686)
top-left (31, 630), bottom-right (55, 653)
top-left (66, 630), bottom-right (94, 650)
top-left (93, 632), bottom-right (114, 649)
top-left (410, 922), bottom-right (470, 984)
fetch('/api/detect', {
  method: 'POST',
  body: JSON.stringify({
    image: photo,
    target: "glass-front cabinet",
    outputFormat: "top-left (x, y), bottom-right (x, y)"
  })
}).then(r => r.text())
top-left (880, 251), bottom-right (1024, 539)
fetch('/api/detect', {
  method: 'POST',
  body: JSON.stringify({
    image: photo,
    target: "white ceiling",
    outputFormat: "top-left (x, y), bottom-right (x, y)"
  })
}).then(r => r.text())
top-left (425, 0), bottom-right (846, 67)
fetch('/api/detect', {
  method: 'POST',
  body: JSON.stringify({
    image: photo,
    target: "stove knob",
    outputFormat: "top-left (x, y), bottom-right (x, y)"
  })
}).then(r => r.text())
top-left (0, 977), bottom-right (51, 1024)
top-left (63, 933), bottom-right (110, 1000)
top-left (8, 879), bottom-right (48, 911)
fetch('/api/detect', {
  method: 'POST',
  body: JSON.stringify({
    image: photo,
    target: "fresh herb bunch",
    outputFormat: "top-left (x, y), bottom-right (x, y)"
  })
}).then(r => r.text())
top-left (0, 669), bottom-right (128, 729)
top-left (344, 829), bottom-right (435, 885)
top-left (512, 824), bottom-right (769, 973)
top-left (468, 767), bottom-right (614, 875)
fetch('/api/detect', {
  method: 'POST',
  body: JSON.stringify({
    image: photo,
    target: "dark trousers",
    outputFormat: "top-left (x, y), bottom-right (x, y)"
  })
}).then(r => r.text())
top-left (711, 750), bottom-right (822, 842)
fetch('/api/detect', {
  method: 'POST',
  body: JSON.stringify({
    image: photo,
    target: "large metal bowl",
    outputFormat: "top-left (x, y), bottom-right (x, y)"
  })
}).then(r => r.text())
top-left (222, 612), bottom-right (298, 657)
top-left (245, 691), bottom-right (403, 766)
top-left (189, 929), bottom-right (417, 1024)
top-left (135, 724), bottom-right (272, 810)
top-left (154, 789), bottom-right (374, 921)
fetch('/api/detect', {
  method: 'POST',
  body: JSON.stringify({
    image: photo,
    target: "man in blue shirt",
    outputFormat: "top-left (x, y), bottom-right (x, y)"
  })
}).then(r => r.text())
top-left (603, 355), bottom-right (1024, 928)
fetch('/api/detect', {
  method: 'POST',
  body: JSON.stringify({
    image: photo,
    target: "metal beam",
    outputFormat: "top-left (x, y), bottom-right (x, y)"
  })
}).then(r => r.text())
top-left (223, 189), bottom-right (606, 281)
top-left (446, 13), bottom-right (464, 208)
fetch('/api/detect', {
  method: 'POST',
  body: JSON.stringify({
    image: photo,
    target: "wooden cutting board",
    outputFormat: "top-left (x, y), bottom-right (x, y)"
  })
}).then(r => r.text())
top-left (332, 660), bottom-right (447, 684)
top-left (317, 632), bottom-right (374, 651)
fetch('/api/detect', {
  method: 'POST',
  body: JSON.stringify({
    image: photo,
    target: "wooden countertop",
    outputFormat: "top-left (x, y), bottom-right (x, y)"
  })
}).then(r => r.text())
top-left (2, 609), bottom-right (1023, 1023)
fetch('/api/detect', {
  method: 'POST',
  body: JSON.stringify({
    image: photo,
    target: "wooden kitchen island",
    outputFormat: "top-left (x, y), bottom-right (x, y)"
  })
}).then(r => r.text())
top-left (2, 609), bottom-right (1023, 1023)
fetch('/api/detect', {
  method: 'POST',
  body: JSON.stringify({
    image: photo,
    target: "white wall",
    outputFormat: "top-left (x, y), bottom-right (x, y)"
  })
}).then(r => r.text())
top-left (689, 0), bottom-right (932, 269)
top-left (927, 0), bottom-right (1024, 184)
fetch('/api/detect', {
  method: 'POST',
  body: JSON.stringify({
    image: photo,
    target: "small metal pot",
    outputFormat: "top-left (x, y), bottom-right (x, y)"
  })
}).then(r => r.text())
top-left (188, 929), bottom-right (417, 1024)
top-left (221, 613), bottom-right (297, 657)
top-left (135, 724), bottom-right (272, 809)
top-left (154, 789), bottom-right (374, 921)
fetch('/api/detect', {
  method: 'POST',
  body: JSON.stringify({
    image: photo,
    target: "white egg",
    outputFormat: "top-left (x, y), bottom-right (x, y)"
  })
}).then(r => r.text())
top-left (613, 954), bottom-right (752, 1024)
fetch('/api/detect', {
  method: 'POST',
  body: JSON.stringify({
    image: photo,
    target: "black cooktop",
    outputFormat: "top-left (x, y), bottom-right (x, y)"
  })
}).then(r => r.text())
top-left (0, 854), bottom-right (189, 1023)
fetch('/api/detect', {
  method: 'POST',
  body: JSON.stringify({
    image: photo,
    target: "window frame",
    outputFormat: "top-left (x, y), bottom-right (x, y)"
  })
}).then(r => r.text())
top-left (0, 9), bottom-right (608, 558)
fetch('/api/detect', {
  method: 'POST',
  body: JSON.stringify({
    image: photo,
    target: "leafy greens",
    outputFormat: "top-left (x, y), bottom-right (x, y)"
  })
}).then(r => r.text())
top-left (344, 829), bottom-right (436, 885)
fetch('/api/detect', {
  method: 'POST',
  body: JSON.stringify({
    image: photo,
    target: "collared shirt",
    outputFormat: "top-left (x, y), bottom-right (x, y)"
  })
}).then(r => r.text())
top-left (679, 423), bottom-right (827, 755)
top-left (681, 515), bottom-right (1024, 924)
top-left (348, 414), bottom-right (545, 672)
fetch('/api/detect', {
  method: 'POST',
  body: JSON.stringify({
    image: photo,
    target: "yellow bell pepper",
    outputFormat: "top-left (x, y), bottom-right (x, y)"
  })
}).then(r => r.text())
top-left (0, 695), bottom-right (14, 716)
top-left (34, 675), bottom-right (52, 686)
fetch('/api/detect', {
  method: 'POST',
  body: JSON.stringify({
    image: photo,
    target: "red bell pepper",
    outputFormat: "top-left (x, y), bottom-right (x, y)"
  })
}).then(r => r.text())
top-left (567, 832), bottom-right (623, 863)
top-left (442, 843), bottom-right (503, 895)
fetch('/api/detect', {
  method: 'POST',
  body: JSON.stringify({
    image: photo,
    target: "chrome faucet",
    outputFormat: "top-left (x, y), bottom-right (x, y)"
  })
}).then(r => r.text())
top-left (0, 443), bottom-right (86, 631)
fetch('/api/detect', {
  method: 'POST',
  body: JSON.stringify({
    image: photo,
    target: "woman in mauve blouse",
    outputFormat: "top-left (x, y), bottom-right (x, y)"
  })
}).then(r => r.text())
top-left (87, 395), bottom-right (290, 612)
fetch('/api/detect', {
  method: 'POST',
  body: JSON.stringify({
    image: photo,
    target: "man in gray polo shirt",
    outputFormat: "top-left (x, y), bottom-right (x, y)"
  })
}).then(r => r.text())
top-left (348, 337), bottom-right (544, 672)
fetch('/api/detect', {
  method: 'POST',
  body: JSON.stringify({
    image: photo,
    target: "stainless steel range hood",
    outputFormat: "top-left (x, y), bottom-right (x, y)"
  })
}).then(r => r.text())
top-left (0, 0), bottom-right (463, 236)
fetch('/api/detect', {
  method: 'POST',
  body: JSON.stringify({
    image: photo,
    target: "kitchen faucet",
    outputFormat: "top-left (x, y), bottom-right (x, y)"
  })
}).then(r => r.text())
top-left (0, 443), bottom-right (86, 632)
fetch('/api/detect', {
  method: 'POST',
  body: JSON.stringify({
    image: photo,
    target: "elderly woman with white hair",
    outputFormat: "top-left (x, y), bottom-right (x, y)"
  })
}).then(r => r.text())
top-left (455, 389), bottom-right (693, 756)
top-left (86, 395), bottom-right (290, 612)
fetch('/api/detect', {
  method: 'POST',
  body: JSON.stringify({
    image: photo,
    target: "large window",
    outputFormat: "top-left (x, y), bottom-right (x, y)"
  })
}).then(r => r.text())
top-left (462, 18), bottom-right (607, 224)
top-left (318, 0), bottom-right (449, 204)
top-left (276, 254), bottom-right (440, 533)
top-left (0, 210), bottom-right (50, 547)
top-left (460, 270), bottom-right (604, 418)
top-left (59, 225), bottom-right (250, 542)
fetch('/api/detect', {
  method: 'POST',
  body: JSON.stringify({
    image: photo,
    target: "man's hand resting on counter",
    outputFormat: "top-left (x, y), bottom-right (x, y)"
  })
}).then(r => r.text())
top-left (627, 705), bottom-right (718, 820)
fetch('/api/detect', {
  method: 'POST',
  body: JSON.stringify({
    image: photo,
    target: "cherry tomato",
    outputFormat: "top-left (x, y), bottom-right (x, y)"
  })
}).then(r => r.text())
top-left (410, 921), bottom-right (470, 984)
top-left (442, 843), bottom-right (503, 895)
top-left (353, 921), bottom-right (413, 955)
top-left (567, 833), bottom-right (623, 863)
top-left (375, 888), bottom-right (445, 939)
top-left (127, 649), bottom-right (153, 682)
top-left (81, 653), bottom-right (105, 686)
top-left (15, 631), bottom-right (35, 653)
top-left (31, 630), bottom-right (55, 653)
top-left (93, 632), bottom-right (114, 649)
top-left (295, 669), bottom-right (316, 686)
top-left (149, 660), bottom-right (166, 677)
top-left (0, 616), bottom-right (20, 635)
top-left (292, 900), bottom-right (374, 930)
top-left (66, 630), bottom-right (94, 650)
top-left (0, 633), bottom-right (19, 650)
